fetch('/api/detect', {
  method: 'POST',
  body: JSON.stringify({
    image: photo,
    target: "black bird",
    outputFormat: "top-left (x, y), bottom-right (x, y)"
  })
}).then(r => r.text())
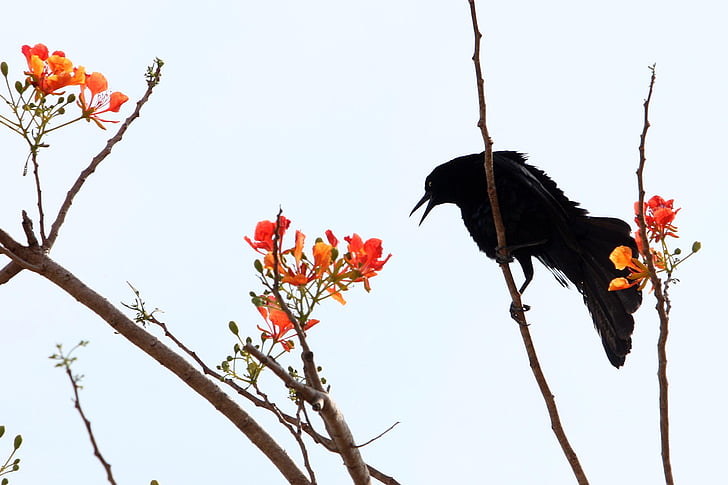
top-left (411, 151), bottom-right (641, 367)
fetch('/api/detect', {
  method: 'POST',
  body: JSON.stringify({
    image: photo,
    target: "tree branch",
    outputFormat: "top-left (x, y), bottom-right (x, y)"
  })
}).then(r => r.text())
top-left (245, 344), bottom-right (372, 485)
top-left (466, 2), bottom-right (588, 484)
top-left (634, 64), bottom-right (674, 485)
top-left (269, 211), bottom-right (372, 485)
top-left (63, 365), bottom-right (117, 485)
top-left (45, 60), bottom-right (163, 250)
top-left (1, 238), bottom-right (310, 485)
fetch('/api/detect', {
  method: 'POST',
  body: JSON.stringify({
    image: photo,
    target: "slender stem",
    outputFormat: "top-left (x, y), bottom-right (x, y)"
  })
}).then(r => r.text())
top-left (63, 365), bottom-right (117, 485)
top-left (466, 2), bottom-right (588, 483)
top-left (30, 152), bottom-right (47, 244)
top-left (634, 65), bottom-right (674, 485)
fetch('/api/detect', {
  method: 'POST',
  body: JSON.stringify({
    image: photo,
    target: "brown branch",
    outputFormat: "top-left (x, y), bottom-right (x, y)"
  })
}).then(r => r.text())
top-left (44, 61), bottom-right (163, 250)
top-left (270, 210), bottom-right (325, 393)
top-left (634, 64), bottom-right (674, 485)
top-left (466, 2), bottom-right (589, 484)
top-left (268, 211), bottom-right (372, 484)
top-left (63, 366), bottom-right (117, 485)
top-left (0, 238), bottom-right (311, 485)
top-left (354, 422), bottom-right (399, 449)
top-left (0, 61), bottom-right (164, 287)
top-left (30, 152), bottom-right (47, 244)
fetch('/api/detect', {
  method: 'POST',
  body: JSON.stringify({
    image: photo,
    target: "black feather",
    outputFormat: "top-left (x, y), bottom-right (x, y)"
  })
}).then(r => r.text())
top-left (411, 151), bottom-right (641, 367)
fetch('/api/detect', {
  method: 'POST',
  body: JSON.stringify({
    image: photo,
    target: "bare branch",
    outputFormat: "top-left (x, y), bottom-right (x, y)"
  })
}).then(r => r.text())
top-left (466, 2), bottom-right (588, 483)
top-left (634, 64), bottom-right (674, 485)
top-left (60, 360), bottom-right (117, 485)
top-left (16, 249), bottom-right (311, 485)
top-left (355, 422), bottom-right (400, 449)
top-left (44, 60), bottom-right (164, 250)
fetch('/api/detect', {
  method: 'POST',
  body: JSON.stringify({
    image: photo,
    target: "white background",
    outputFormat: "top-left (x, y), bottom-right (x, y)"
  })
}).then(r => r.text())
top-left (0, 1), bottom-right (725, 483)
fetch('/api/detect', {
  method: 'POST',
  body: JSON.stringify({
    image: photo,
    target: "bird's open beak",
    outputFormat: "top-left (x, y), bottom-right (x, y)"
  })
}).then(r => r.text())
top-left (410, 192), bottom-right (435, 226)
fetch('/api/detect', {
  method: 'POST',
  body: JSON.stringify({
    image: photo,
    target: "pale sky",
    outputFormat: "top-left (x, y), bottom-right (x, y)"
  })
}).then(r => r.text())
top-left (0, 1), bottom-right (726, 483)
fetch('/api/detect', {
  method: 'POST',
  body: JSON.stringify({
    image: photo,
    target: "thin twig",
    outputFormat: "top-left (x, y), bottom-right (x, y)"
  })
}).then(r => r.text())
top-left (354, 422), bottom-right (400, 449)
top-left (44, 60), bottom-right (164, 249)
top-left (141, 311), bottom-right (341, 454)
top-left (0, 61), bottom-right (165, 286)
top-left (63, 366), bottom-right (117, 485)
top-left (270, 210), bottom-right (325, 393)
top-left (466, 2), bottom-right (589, 484)
top-left (634, 64), bottom-right (674, 485)
top-left (30, 152), bottom-right (47, 244)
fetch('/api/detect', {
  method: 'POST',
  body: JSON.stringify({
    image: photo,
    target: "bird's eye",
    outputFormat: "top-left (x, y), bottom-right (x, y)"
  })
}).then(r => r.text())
top-left (427, 180), bottom-right (433, 189)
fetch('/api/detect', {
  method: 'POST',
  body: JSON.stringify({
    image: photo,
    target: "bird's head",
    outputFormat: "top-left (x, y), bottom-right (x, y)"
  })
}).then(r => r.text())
top-left (410, 154), bottom-right (485, 225)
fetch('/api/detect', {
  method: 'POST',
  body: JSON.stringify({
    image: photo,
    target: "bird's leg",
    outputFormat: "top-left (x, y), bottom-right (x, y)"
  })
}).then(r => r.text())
top-left (508, 255), bottom-right (533, 323)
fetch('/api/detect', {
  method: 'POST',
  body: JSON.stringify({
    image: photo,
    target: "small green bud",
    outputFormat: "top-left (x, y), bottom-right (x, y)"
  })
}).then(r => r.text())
top-left (254, 259), bottom-right (263, 273)
top-left (228, 321), bottom-right (239, 335)
top-left (67, 93), bottom-right (75, 103)
top-left (14, 80), bottom-right (23, 93)
top-left (150, 480), bottom-right (160, 485)
top-left (0, 425), bottom-right (4, 438)
top-left (13, 434), bottom-right (22, 449)
top-left (331, 247), bottom-right (339, 261)
top-left (674, 248), bottom-right (681, 255)
top-left (1, 62), bottom-right (8, 77)
top-left (692, 241), bottom-right (702, 253)
top-left (58, 107), bottom-right (65, 115)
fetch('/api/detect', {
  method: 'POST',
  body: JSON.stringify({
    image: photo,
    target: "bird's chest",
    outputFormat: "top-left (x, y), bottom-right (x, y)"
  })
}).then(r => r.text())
top-left (461, 200), bottom-right (554, 259)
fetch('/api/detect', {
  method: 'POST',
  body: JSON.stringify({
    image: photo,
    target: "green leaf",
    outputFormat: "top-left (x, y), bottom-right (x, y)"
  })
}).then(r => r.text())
top-left (228, 321), bottom-right (239, 336)
top-left (0, 62), bottom-right (7, 77)
top-left (13, 434), bottom-right (22, 450)
top-left (692, 241), bottom-right (702, 253)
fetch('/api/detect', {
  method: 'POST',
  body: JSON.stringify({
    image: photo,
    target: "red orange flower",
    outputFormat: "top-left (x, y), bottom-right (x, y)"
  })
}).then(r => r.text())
top-left (256, 296), bottom-right (318, 351)
top-left (21, 43), bottom-right (86, 95)
top-left (78, 72), bottom-right (129, 127)
top-left (608, 245), bottom-right (650, 291)
top-left (343, 234), bottom-right (392, 291)
top-left (245, 216), bottom-right (291, 255)
top-left (635, 195), bottom-right (680, 243)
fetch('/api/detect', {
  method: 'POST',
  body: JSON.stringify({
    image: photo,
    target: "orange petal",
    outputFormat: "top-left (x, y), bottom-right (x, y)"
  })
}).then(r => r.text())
top-left (327, 287), bottom-right (346, 305)
top-left (85, 72), bottom-right (108, 95)
top-left (609, 246), bottom-right (634, 270)
top-left (608, 277), bottom-right (634, 291)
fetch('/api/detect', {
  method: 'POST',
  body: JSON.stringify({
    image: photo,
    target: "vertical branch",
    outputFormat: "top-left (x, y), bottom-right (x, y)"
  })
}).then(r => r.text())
top-left (30, 152), bottom-right (47, 244)
top-left (269, 210), bottom-right (371, 485)
top-left (466, 2), bottom-right (589, 484)
top-left (634, 65), bottom-right (674, 485)
top-left (62, 366), bottom-right (117, 485)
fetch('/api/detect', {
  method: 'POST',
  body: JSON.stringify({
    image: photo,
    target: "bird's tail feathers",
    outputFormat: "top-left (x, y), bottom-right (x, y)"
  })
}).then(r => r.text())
top-left (576, 216), bottom-right (642, 367)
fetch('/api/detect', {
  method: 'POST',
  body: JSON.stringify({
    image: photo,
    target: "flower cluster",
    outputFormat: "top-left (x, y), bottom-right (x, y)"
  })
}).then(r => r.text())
top-left (255, 296), bottom-right (319, 352)
top-left (634, 195), bottom-right (680, 252)
top-left (609, 195), bottom-right (699, 291)
top-left (21, 44), bottom-right (85, 95)
top-left (20, 43), bottom-right (128, 128)
top-left (244, 213), bottom-right (391, 351)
